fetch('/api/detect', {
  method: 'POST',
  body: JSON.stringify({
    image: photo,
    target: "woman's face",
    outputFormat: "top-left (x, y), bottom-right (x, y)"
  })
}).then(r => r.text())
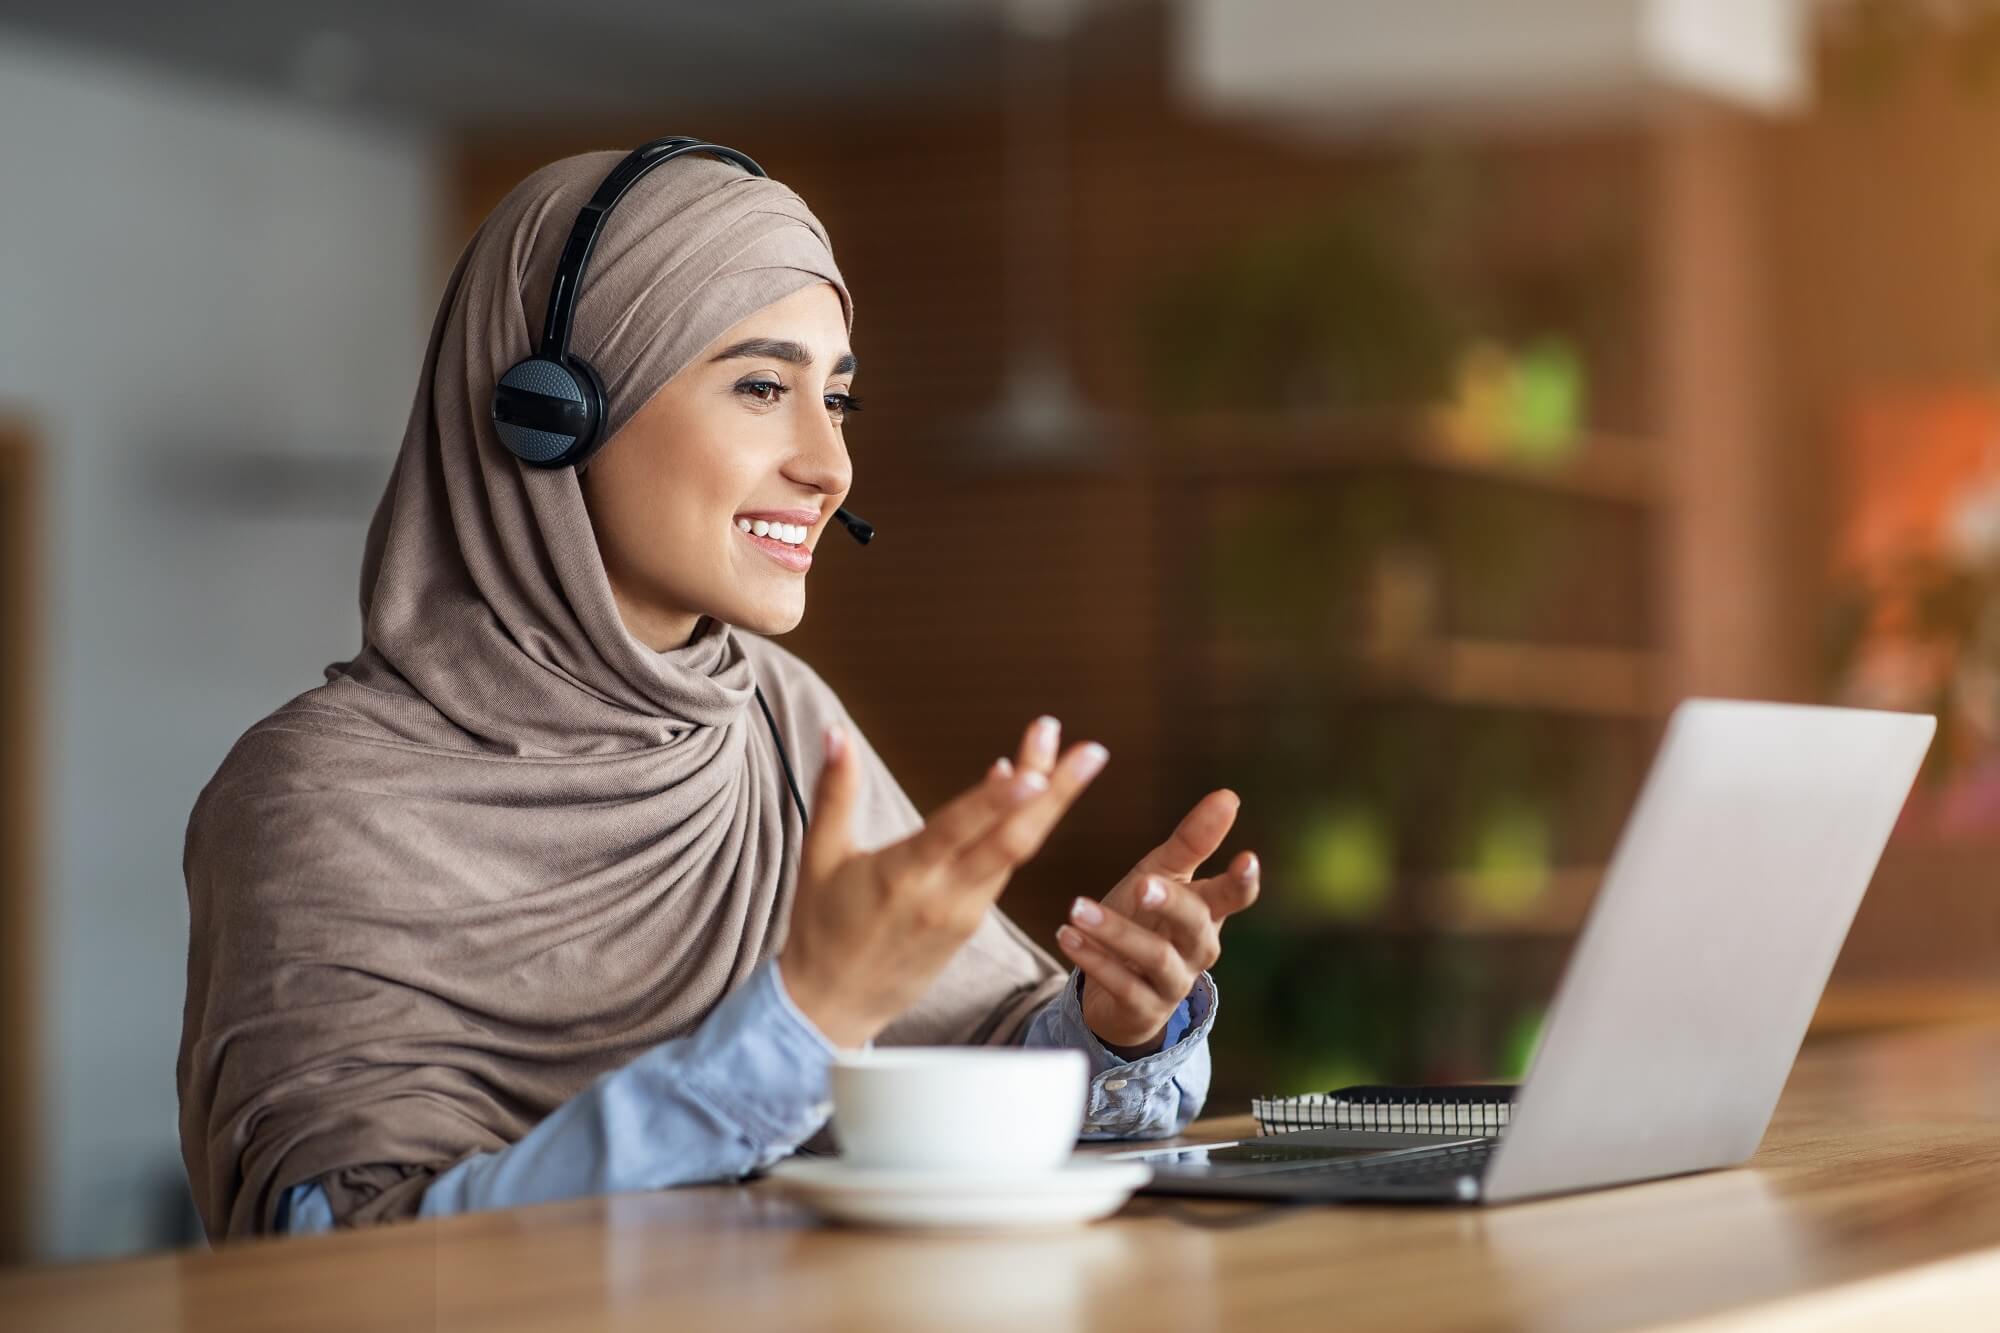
top-left (579, 281), bottom-right (856, 651)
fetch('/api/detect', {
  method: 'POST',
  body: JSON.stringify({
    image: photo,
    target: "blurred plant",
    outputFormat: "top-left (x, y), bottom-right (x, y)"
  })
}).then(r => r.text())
top-left (1140, 206), bottom-right (1462, 414)
top-left (1202, 479), bottom-right (1415, 650)
top-left (1498, 1006), bottom-right (1547, 1081)
top-left (1458, 797), bottom-right (1554, 920)
top-left (1828, 554), bottom-right (2000, 776)
top-left (1414, 941), bottom-right (1495, 1080)
top-left (1826, 474), bottom-right (2000, 821)
top-left (1260, 936), bottom-right (1428, 1088)
top-left (1293, 801), bottom-right (1395, 921)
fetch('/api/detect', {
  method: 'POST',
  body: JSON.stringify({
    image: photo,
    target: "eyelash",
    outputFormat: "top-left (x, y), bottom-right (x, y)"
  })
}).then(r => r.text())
top-left (736, 378), bottom-right (864, 421)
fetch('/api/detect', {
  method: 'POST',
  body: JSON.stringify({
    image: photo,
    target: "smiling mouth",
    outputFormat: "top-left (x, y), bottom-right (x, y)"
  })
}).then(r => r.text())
top-left (736, 521), bottom-right (812, 571)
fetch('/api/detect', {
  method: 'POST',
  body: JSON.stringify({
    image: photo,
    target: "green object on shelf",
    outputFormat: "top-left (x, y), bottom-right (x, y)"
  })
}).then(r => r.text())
top-left (1286, 1058), bottom-right (1382, 1098)
top-left (1434, 334), bottom-right (1587, 466)
top-left (1462, 799), bottom-right (1552, 918)
top-left (1499, 1006), bottom-right (1547, 1080)
top-left (1295, 803), bottom-right (1394, 920)
top-left (1434, 339), bottom-right (1516, 460)
top-left (1507, 336), bottom-right (1586, 466)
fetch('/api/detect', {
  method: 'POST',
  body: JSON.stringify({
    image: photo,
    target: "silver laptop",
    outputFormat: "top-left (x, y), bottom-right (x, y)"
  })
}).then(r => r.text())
top-left (1128, 698), bottom-right (1935, 1205)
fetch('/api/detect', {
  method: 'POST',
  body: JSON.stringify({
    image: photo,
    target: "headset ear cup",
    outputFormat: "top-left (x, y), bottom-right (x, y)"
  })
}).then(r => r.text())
top-left (563, 356), bottom-right (612, 471)
top-left (491, 357), bottom-right (599, 467)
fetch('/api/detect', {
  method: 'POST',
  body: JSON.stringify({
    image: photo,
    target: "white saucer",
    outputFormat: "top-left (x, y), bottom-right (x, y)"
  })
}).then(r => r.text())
top-left (766, 1158), bottom-right (1154, 1230)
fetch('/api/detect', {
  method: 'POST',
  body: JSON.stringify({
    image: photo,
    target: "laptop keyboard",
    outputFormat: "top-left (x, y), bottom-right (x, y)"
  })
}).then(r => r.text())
top-left (1283, 1138), bottom-right (1496, 1195)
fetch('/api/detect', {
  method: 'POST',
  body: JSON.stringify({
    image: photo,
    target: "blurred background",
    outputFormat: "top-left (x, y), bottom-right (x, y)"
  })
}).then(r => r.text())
top-left (4, 0), bottom-right (1999, 1266)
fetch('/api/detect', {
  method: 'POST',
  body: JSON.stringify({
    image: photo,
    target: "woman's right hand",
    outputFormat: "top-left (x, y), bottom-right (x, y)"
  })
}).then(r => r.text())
top-left (777, 719), bottom-right (1109, 1048)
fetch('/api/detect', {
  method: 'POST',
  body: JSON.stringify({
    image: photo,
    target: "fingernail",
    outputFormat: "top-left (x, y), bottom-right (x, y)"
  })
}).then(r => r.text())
top-left (1242, 853), bottom-right (1260, 882)
top-left (994, 756), bottom-right (1014, 779)
top-left (1013, 770), bottom-right (1049, 799)
top-left (1033, 715), bottom-right (1060, 763)
top-left (826, 725), bottom-right (846, 762)
top-left (1072, 742), bottom-right (1109, 780)
top-left (1070, 897), bottom-right (1103, 926)
top-left (1057, 924), bottom-right (1083, 949)
top-left (1141, 877), bottom-right (1168, 908)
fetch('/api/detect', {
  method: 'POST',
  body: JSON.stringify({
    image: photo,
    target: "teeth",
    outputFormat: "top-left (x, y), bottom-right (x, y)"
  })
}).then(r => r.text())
top-left (737, 518), bottom-right (807, 547)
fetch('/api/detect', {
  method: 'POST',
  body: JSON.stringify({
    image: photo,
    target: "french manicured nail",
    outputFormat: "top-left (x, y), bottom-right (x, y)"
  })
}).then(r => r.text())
top-left (1032, 715), bottom-right (1060, 763)
top-left (826, 725), bottom-right (846, 762)
top-left (1141, 877), bottom-right (1168, 908)
top-left (1057, 925), bottom-right (1084, 950)
top-left (1013, 770), bottom-right (1049, 799)
top-left (1241, 853), bottom-right (1260, 882)
top-left (1072, 742), bottom-right (1109, 780)
top-left (1070, 897), bottom-right (1104, 926)
top-left (994, 756), bottom-right (1014, 779)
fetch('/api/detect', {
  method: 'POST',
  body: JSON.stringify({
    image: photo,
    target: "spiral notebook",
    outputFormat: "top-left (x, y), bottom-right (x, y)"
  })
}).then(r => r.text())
top-left (1251, 1083), bottom-right (1518, 1136)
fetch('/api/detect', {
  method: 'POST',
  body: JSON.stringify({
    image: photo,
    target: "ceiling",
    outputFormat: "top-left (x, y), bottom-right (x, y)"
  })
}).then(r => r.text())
top-left (0, 0), bottom-right (1086, 130)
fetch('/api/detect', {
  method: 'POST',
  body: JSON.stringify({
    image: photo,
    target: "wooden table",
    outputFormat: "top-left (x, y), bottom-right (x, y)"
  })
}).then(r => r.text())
top-left (14, 1021), bottom-right (2000, 1331)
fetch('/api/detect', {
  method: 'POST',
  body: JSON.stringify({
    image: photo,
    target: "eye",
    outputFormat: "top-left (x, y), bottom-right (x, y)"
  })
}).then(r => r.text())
top-left (825, 392), bottom-right (863, 423)
top-left (735, 378), bottom-right (788, 405)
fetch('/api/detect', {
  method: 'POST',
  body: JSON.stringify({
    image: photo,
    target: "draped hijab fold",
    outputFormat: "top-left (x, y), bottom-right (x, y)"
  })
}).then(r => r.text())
top-left (176, 150), bottom-right (1066, 1240)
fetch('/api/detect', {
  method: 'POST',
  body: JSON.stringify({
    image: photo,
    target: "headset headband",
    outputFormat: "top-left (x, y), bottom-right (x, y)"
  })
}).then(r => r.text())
top-left (538, 138), bottom-right (767, 364)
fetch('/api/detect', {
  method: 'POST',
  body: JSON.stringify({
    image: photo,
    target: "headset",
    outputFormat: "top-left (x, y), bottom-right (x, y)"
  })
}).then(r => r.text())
top-left (493, 136), bottom-right (877, 830)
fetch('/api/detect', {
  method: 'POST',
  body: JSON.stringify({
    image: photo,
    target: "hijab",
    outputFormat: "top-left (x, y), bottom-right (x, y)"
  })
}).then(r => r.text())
top-left (176, 149), bottom-right (1067, 1240)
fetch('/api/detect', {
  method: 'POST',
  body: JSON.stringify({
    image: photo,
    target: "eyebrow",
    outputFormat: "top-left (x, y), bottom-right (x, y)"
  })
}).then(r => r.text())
top-left (707, 338), bottom-right (856, 377)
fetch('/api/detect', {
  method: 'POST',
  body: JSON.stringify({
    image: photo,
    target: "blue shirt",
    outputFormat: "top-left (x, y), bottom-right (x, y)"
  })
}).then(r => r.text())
top-left (274, 957), bottom-right (1213, 1233)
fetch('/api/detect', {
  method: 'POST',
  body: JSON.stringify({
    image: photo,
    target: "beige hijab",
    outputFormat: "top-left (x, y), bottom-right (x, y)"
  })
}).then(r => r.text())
top-left (176, 149), bottom-right (1067, 1241)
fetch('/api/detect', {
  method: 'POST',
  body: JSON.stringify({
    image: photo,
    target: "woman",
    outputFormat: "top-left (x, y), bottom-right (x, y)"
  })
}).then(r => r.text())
top-left (176, 146), bottom-right (1261, 1240)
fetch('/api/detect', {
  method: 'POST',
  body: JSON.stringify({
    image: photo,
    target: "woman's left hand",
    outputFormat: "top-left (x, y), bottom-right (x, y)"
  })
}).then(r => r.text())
top-left (1001, 717), bottom-right (1260, 1058)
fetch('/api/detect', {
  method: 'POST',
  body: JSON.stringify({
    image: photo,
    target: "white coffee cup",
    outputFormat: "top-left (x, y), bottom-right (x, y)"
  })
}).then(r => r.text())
top-left (829, 1046), bottom-right (1088, 1173)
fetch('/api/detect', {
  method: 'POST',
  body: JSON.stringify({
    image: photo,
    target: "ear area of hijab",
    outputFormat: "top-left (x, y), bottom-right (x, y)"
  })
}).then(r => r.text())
top-left (490, 136), bottom-right (769, 471)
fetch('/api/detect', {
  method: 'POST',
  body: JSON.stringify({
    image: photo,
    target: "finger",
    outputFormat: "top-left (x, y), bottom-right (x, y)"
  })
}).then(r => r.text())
top-left (950, 740), bottom-right (1109, 887)
top-left (1064, 896), bottom-right (1195, 1002)
top-left (1055, 924), bottom-right (1172, 1014)
top-left (1187, 850), bottom-right (1261, 923)
top-left (1014, 715), bottom-right (1061, 780)
top-left (882, 758), bottom-right (1046, 884)
top-left (1123, 876), bottom-right (1221, 970)
top-left (1134, 789), bottom-right (1241, 883)
top-left (800, 723), bottom-right (862, 888)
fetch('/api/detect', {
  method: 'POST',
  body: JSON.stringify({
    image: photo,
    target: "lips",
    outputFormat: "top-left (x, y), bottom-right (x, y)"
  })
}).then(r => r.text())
top-left (734, 509), bottom-right (823, 528)
top-left (738, 522), bottom-right (812, 571)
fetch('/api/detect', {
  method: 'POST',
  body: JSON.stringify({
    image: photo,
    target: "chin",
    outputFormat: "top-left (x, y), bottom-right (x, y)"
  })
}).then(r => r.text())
top-left (723, 599), bottom-right (807, 637)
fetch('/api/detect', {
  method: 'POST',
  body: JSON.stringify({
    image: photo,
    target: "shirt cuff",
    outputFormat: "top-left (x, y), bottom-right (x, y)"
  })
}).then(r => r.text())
top-left (1061, 967), bottom-right (1215, 1071)
top-left (1023, 968), bottom-right (1217, 1139)
top-left (673, 955), bottom-right (843, 1151)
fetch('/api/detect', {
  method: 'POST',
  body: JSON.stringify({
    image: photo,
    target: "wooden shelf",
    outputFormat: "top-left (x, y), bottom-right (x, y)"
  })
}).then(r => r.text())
top-left (1208, 636), bottom-right (1669, 719)
top-left (1808, 982), bottom-right (2000, 1037)
top-left (1156, 412), bottom-right (1665, 506)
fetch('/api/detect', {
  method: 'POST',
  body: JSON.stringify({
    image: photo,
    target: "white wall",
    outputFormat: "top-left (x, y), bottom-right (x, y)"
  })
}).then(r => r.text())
top-left (0, 30), bottom-right (443, 1260)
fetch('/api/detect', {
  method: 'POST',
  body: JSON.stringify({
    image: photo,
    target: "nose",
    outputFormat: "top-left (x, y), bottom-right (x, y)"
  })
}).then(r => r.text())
top-left (784, 395), bottom-right (852, 500)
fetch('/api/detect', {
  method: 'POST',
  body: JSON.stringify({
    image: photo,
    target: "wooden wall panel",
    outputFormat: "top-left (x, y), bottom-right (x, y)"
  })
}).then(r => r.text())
top-left (1, 415), bottom-right (39, 1265)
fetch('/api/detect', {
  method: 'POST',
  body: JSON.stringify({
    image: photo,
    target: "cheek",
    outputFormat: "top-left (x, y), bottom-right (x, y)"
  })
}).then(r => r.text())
top-left (585, 442), bottom-right (698, 572)
top-left (590, 398), bottom-right (775, 567)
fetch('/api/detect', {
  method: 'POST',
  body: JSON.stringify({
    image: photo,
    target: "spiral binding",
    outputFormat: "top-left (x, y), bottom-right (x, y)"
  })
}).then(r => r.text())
top-left (1251, 1086), bottom-right (1516, 1135)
